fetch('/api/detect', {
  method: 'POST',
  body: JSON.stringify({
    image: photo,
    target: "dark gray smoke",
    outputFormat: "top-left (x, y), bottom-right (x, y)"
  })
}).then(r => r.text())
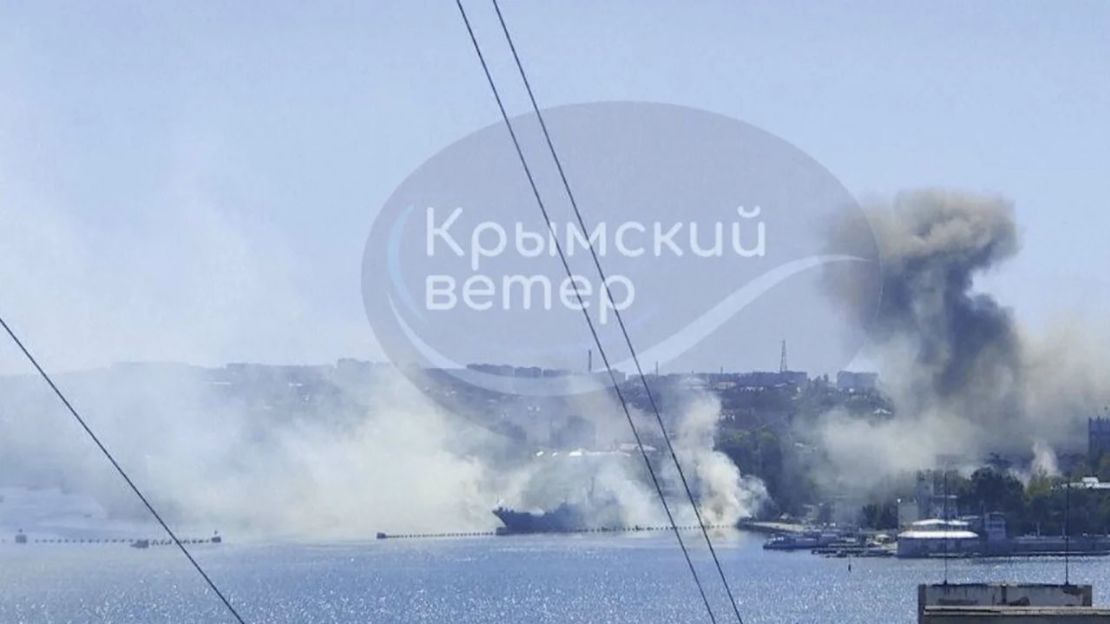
top-left (870, 190), bottom-right (1023, 430)
top-left (817, 189), bottom-right (1106, 487)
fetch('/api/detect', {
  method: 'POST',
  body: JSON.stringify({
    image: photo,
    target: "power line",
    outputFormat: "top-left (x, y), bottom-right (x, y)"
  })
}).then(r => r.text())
top-left (452, 2), bottom-right (718, 622)
top-left (1065, 478), bottom-right (1071, 586)
top-left (489, 2), bottom-right (746, 621)
top-left (0, 315), bottom-right (247, 624)
top-left (943, 468), bottom-right (949, 584)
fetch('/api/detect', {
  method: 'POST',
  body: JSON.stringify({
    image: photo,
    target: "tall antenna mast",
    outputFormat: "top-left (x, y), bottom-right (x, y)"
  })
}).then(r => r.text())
top-left (779, 339), bottom-right (788, 373)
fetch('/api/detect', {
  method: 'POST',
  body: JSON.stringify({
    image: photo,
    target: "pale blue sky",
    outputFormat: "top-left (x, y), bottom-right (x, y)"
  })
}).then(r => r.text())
top-left (1, 1), bottom-right (1108, 372)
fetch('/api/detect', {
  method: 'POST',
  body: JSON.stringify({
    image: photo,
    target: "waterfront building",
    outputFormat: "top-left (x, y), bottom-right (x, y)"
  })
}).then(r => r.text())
top-left (897, 519), bottom-right (980, 558)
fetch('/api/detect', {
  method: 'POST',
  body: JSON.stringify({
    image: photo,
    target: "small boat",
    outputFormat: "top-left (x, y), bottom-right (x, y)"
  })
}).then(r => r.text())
top-left (763, 534), bottom-right (819, 550)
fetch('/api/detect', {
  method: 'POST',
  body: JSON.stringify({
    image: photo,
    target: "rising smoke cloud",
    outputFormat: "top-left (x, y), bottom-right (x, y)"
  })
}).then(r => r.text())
top-left (669, 392), bottom-right (767, 525)
top-left (817, 189), bottom-right (1108, 489)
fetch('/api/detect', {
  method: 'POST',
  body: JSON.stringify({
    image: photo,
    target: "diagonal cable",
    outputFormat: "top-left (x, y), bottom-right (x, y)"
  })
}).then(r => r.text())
top-left (0, 314), bottom-right (248, 624)
top-left (453, 2), bottom-right (718, 622)
top-left (490, 1), bottom-right (746, 621)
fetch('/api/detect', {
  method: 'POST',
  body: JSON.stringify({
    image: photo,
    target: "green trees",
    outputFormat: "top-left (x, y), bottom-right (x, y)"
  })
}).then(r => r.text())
top-left (950, 468), bottom-right (1110, 535)
top-left (1096, 454), bottom-right (1110, 481)
top-left (859, 501), bottom-right (899, 530)
top-left (846, 468), bottom-right (1110, 534)
top-left (1020, 480), bottom-right (1110, 536)
top-left (716, 429), bottom-right (781, 494)
top-left (962, 468), bottom-right (1025, 518)
top-left (715, 427), bottom-right (816, 516)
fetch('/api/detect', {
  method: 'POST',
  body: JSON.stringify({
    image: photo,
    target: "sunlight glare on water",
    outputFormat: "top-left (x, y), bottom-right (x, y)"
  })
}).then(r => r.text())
top-left (2, 532), bottom-right (1107, 623)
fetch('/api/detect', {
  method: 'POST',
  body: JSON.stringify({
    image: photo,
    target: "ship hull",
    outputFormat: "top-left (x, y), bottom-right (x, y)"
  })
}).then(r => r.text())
top-left (493, 504), bottom-right (590, 535)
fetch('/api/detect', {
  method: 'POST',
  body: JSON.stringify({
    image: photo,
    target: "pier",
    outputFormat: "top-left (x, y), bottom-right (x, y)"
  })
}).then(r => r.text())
top-left (376, 524), bottom-right (734, 540)
top-left (5, 532), bottom-right (222, 548)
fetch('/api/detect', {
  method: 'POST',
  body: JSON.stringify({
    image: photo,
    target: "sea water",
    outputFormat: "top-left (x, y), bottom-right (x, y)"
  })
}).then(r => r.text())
top-left (1, 531), bottom-right (1105, 623)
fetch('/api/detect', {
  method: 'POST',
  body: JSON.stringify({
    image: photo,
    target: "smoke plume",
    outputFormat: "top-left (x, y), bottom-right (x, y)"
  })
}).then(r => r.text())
top-left (818, 189), bottom-right (1108, 488)
top-left (669, 392), bottom-right (767, 525)
top-left (0, 363), bottom-right (761, 539)
top-left (491, 387), bottom-right (765, 529)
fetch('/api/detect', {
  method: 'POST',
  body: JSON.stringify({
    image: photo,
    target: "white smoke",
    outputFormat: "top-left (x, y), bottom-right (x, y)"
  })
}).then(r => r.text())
top-left (669, 392), bottom-right (767, 525)
top-left (1030, 440), bottom-right (1060, 478)
top-left (0, 366), bottom-right (502, 538)
top-left (0, 363), bottom-right (765, 539)
top-left (0, 74), bottom-right (761, 541)
top-left (489, 386), bottom-right (766, 529)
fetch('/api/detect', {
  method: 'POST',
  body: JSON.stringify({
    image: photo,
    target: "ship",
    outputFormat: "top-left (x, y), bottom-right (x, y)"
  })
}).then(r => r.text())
top-left (492, 503), bottom-right (592, 535)
top-left (491, 448), bottom-right (638, 535)
top-left (762, 529), bottom-right (850, 551)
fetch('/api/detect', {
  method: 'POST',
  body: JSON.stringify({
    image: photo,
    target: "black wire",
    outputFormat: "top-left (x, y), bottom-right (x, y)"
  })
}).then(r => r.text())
top-left (489, 2), bottom-right (746, 622)
top-left (0, 315), bottom-right (247, 624)
top-left (453, 2), bottom-right (717, 622)
top-left (943, 469), bottom-right (949, 584)
top-left (1065, 478), bottom-right (1071, 585)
